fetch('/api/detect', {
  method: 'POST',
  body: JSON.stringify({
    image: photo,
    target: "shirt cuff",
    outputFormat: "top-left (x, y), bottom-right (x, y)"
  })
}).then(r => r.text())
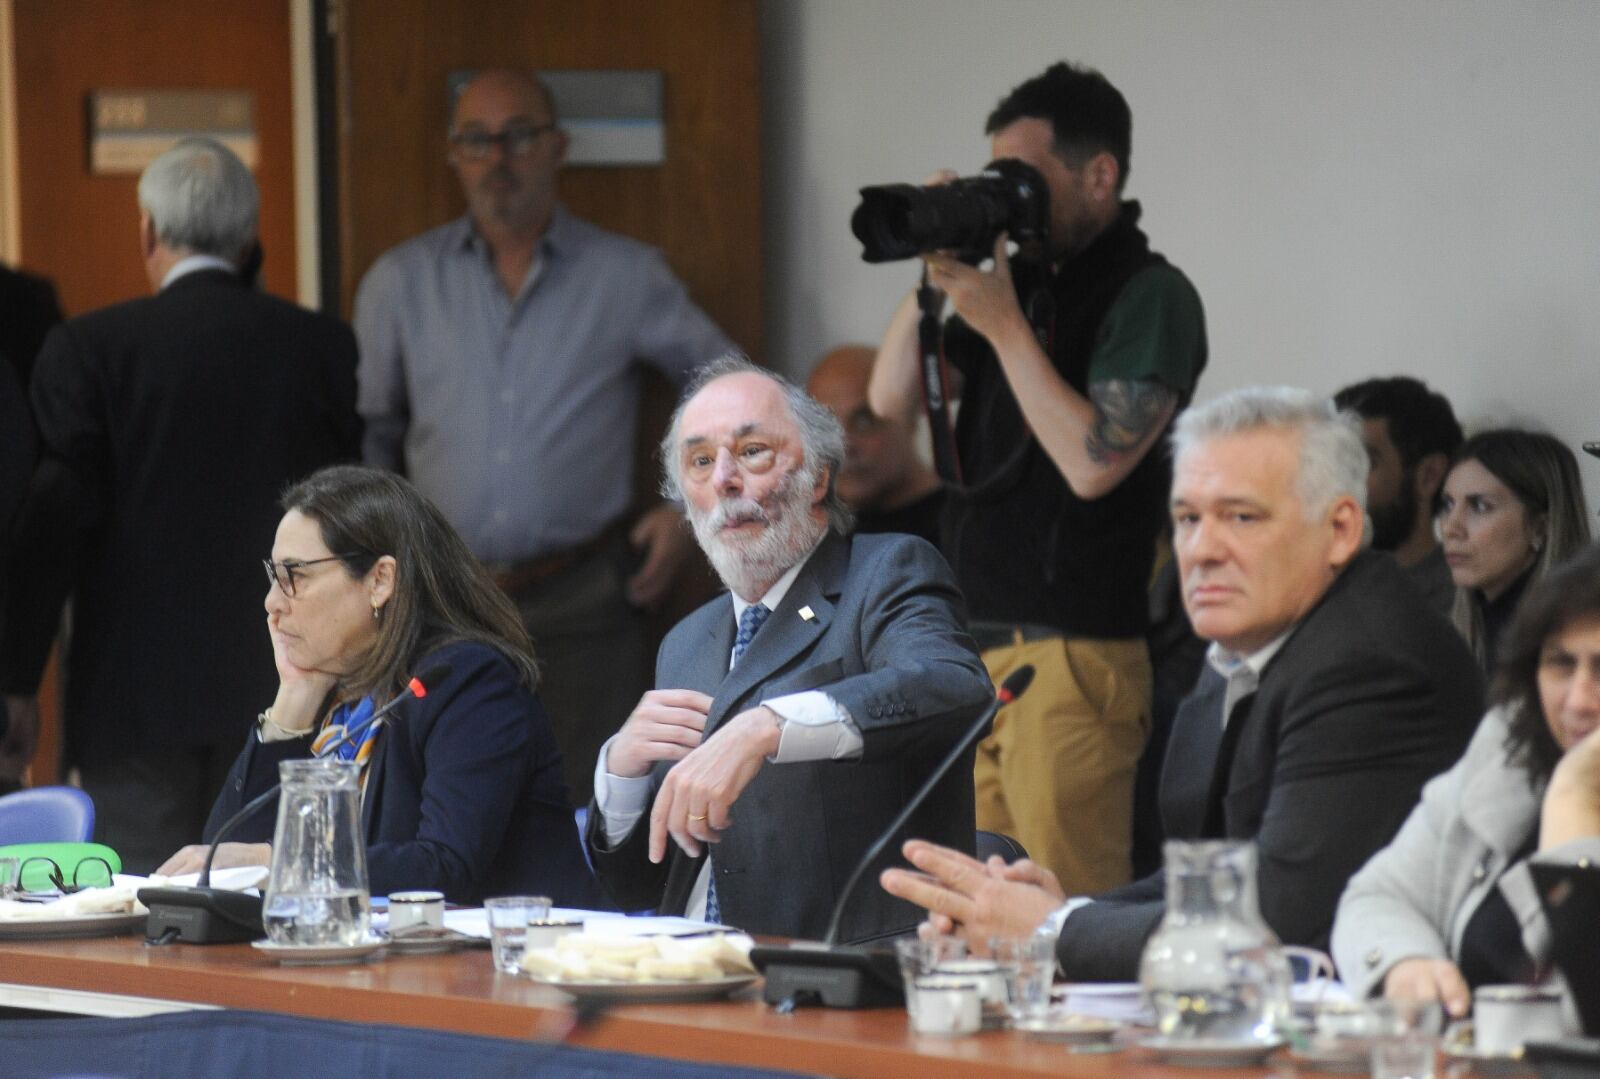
top-left (593, 734), bottom-right (653, 845)
top-left (764, 691), bottom-right (864, 763)
top-left (1039, 896), bottom-right (1095, 942)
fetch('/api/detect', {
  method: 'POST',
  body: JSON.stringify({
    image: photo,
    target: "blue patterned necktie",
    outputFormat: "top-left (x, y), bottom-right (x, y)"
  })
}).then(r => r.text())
top-left (706, 603), bottom-right (772, 925)
top-left (732, 602), bottom-right (771, 664)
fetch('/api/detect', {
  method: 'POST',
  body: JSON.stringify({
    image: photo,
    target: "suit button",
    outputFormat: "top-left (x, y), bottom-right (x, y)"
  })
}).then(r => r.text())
top-left (233, 778), bottom-right (244, 791)
top-left (1365, 948), bottom-right (1382, 969)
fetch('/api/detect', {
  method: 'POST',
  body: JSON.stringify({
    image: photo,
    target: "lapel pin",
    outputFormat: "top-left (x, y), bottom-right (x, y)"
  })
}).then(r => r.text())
top-left (798, 605), bottom-right (816, 622)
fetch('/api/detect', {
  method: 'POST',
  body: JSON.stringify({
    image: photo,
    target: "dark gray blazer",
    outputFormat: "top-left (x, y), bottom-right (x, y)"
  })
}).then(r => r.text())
top-left (587, 529), bottom-right (992, 943)
top-left (1057, 549), bottom-right (1484, 980)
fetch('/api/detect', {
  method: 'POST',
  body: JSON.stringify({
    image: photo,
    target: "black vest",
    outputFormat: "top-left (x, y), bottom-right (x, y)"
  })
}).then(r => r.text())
top-left (941, 202), bottom-right (1179, 637)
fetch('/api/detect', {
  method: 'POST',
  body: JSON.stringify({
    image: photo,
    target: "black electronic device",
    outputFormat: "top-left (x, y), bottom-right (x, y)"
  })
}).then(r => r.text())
top-left (850, 159), bottom-right (1050, 265)
top-left (1529, 860), bottom-right (1600, 1036)
top-left (749, 665), bottom-right (1035, 1010)
top-left (138, 664), bottom-right (447, 944)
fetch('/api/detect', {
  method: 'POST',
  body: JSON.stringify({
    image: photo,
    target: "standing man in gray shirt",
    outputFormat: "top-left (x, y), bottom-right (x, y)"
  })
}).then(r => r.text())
top-left (355, 69), bottom-right (733, 804)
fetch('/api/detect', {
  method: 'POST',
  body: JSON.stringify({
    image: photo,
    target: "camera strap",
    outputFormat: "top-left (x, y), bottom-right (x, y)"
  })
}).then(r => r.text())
top-left (916, 270), bottom-right (963, 484)
top-left (917, 266), bottom-right (1057, 488)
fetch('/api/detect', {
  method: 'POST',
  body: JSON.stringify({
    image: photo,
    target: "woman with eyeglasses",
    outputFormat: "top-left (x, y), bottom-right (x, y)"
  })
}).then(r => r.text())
top-left (1438, 429), bottom-right (1590, 674)
top-left (157, 465), bottom-right (598, 906)
top-left (1332, 542), bottom-right (1600, 1017)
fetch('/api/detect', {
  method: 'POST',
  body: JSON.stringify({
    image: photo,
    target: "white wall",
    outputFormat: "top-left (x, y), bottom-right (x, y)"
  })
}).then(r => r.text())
top-left (761, 0), bottom-right (1600, 510)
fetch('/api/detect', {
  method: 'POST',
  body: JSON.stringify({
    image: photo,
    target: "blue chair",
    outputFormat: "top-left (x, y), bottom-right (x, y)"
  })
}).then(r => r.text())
top-left (975, 830), bottom-right (1029, 864)
top-left (0, 786), bottom-right (96, 845)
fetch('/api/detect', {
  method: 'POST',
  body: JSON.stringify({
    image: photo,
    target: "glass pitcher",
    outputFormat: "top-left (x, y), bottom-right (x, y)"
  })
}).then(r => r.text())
top-left (261, 758), bottom-right (371, 946)
top-left (1139, 839), bottom-right (1291, 1043)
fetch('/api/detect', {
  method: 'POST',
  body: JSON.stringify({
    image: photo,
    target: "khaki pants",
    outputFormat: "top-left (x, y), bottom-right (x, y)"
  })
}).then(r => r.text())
top-left (974, 633), bottom-right (1152, 896)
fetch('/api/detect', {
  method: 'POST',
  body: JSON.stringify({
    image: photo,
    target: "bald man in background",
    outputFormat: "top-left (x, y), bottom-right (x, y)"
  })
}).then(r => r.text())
top-left (807, 345), bottom-right (942, 546)
top-left (355, 70), bottom-right (732, 803)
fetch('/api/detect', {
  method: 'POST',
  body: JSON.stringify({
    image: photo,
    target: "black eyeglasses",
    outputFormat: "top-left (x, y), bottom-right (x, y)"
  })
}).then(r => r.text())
top-left (0, 855), bottom-right (113, 898)
top-left (450, 123), bottom-right (557, 161)
top-left (263, 554), bottom-right (359, 598)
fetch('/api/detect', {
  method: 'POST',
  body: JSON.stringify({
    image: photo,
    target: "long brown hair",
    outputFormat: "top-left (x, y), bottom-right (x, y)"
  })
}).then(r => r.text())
top-left (1494, 541), bottom-right (1600, 784)
top-left (1447, 429), bottom-right (1592, 666)
top-left (281, 465), bottom-right (538, 701)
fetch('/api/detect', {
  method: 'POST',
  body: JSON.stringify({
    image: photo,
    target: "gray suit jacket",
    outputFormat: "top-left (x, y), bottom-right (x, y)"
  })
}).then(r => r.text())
top-left (587, 530), bottom-right (992, 943)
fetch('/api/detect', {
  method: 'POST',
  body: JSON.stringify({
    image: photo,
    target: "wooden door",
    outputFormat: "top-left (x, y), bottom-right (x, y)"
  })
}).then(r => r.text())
top-left (8, 0), bottom-right (298, 783)
top-left (335, 0), bottom-right (762, 355)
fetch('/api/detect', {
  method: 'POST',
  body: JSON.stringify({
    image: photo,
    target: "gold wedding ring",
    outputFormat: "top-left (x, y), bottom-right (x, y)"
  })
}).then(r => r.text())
top-left (688, 813), bottom-right (708, 821)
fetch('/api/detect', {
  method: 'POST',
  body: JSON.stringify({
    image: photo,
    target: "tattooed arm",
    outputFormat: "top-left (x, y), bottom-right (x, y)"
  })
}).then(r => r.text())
top-left (1087, 379), bottom-right (1180, 464)
top-left (923, 235), bottom-right (1182, 500)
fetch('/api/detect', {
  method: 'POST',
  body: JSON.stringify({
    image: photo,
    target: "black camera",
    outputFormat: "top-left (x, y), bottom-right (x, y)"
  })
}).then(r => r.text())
top-left (850, 158), bottom-right (1051, 264)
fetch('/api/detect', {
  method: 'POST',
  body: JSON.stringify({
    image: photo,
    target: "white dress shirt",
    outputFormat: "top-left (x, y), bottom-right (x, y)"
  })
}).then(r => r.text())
top-left (160, 254), bottom-right (236, 290)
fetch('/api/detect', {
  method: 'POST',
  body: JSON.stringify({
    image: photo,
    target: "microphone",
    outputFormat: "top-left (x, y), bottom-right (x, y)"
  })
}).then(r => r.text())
top-left (750, 664), bottom-right (1035, 1008)
top-left (138, 663), bottom-right (449, 944)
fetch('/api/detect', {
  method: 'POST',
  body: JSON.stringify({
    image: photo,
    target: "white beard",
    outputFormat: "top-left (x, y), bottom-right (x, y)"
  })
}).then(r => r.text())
top-left (688, 468), bottom-right (827, 601)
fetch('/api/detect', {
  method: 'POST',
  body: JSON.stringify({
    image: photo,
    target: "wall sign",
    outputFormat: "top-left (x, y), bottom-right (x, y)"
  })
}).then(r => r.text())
top-left (88, 89), bottom-right (257, 175)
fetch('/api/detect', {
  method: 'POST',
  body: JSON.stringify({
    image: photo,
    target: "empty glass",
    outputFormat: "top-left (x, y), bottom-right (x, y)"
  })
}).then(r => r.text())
top-left (990, 935), bottom-right (1057, 1023)
top-left (485, 894), bottom-right (551, 974)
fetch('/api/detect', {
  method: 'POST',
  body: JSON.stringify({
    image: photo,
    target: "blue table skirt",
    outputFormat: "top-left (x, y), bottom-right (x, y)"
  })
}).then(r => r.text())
top-left (1, 1008), bottom-right (816, 1079)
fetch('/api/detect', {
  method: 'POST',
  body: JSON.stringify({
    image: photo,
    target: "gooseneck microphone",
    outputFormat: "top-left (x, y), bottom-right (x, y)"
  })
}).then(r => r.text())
top-left (139, 663), bottom-right (449, 944)
top-left (750, 664), bottom-right (1035, 1008)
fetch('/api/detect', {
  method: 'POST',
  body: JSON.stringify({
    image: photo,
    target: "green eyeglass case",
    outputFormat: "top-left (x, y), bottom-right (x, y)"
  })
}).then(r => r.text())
top-left (0, 842), bottom-right (122, 892)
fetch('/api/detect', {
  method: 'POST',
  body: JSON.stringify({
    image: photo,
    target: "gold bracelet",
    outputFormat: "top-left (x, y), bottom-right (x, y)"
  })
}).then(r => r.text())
top-left (257, 706), bottom-right (313, 741)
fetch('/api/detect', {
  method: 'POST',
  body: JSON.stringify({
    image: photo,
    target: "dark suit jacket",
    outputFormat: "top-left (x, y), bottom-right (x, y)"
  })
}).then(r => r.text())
top-left (204, 640), bottom-right (600, 907)
top-left (0, 269), bottom-right (361, 761)
top-left (587, 530), bottom-right (992, 943)
top-left (1057, 549), bottom-right (1484, 980)
top-left (0, 262), bottom-right (63, 391)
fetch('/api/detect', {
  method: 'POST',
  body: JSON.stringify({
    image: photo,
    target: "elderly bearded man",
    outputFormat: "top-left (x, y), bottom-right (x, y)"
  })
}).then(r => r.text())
top-left (882, 386), bottom-right (1481, 978)
top-left (585, 358), bottom-right (992, 942)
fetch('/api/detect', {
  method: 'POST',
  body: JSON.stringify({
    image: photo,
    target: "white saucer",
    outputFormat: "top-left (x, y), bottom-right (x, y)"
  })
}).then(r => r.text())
top-left (251, 935), bottom-right (387, 965)
top-left (1140, 1035), bottom-right (1285, 1067)
top-left (1012, 1013), bottom-right (1122, 1046)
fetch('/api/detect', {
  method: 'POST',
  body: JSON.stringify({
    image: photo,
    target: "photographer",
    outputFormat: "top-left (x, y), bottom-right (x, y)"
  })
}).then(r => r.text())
top-left (868, 61), bottom-right (1207, 895)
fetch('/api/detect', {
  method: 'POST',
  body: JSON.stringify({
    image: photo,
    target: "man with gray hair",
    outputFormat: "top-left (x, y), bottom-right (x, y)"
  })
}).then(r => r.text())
top-left (586, 358), bottom-right (992, 941)
top-left (0, 138), bottom-right (360, 869)
top-left (882, 385), bottom-right (1481, 977)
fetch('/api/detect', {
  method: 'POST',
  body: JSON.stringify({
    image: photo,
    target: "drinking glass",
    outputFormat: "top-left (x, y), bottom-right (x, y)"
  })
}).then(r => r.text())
top-left (485, 895), bottom-right (551, 974)
top-left (1368, 998), bottom-right (1443, 1079)
top-left (990, 935), bottom-right (1057, 1023)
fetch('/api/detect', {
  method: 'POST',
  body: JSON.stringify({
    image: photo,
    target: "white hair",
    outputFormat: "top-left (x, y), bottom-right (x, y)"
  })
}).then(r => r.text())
top-left (137, 138), bottom-right (258, 263)
top-left (660, 354), bottom-right (854, 533)
top-left (1171, 386), bottom-right (1369, 522)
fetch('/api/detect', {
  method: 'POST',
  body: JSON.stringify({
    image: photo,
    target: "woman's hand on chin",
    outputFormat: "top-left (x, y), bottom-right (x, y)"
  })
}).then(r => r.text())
top-left (155, 842), bottom-right (273, 878)
top-left (1540, 726), bottom-right (1600, 849)
top-left (268, 629), bottom-right (337, 732)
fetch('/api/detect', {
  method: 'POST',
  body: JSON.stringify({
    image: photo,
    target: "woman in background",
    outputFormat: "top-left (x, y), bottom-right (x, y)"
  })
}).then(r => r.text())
top-left (159, 465), bottom-right (598, 906)
top-left (1438, 429), bottom-right (1589, 673)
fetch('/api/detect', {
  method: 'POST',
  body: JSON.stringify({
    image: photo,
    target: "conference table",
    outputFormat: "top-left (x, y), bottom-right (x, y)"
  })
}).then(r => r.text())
top-left (0, 931), bottom-right (1281, 1079)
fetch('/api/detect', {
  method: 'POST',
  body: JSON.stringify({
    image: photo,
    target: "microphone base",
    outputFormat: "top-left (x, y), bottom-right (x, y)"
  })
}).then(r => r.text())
top-left (138, 886), bottom-right (264, 944)
top-left (749, 943), bottom-right (903, 1009)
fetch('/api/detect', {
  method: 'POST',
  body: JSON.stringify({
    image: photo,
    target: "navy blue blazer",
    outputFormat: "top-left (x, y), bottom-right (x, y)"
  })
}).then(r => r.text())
top-left (205, 640), bottom-right (600, 907)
